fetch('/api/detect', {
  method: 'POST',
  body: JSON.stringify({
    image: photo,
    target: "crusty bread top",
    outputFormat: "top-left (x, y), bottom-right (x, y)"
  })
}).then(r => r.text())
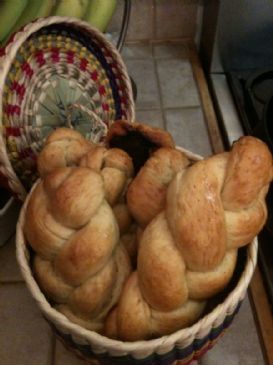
top-left (37, 128), bottom-right (93, 177)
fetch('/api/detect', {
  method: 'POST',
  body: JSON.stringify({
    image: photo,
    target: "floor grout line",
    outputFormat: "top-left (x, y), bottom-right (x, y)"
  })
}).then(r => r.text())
top-left (153, 57), bottom-right (167, 130)
top-left (0, 280), bottom-right (24, 285)
top-left (135, 107), bottom-right (161, 112)
top-left (136, 105), bottom-right (202, 113)
top-left (163, 105), bottom-right (202, 111)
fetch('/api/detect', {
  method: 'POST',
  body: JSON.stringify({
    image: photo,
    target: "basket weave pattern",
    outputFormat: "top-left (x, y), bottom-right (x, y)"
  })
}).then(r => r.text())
top-left (0, 16), bottom-right (135, 200)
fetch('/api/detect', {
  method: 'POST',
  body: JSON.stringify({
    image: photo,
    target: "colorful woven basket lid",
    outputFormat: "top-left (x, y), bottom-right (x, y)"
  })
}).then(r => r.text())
top-left (0, 16), bottom-right (135, 200)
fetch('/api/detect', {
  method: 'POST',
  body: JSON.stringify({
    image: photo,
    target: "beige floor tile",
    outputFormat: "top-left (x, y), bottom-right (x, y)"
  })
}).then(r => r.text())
top-left (55, 338), bottom-right (89, 365)
top-left (125, 59), bottom-right (160, 109)
top-left (122, 43), bottom-right (153, 60)
top-left (200, 296), bottom-right (265, 365)
top-left (136, 109), bottom-right (164, 128)
top-left (126, 0), bottom-right (154, 41)
top-left (156, 59), bottom-right (200, 108)
top-left (165, 107), bottom-right (212, 156)
top-left (0, 283), bottom-right (52, 365)
top-left (0, 235), bottom-right (23, 282)
top-left (155, 1), bottom-right (198, 40)
top-left (153, 43), bottom-right (190, 59)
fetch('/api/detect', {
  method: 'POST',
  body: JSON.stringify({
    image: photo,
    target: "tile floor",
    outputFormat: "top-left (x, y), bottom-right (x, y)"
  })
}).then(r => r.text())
top-left (0, 42), bottom-right (266, 365)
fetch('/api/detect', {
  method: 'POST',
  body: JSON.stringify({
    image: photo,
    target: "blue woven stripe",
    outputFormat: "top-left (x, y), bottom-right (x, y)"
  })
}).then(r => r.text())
top-left (48, 300), bottom-right (242, 365)
top-left (34, 24), bottom-right (123, 120)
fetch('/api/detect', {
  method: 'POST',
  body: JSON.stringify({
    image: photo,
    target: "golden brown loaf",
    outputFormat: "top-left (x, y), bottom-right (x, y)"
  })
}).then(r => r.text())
top-left (80, 145), bottom-right (134, 207)
top-left (24, 124), bottom-right (273, 341)
top-left (79, 145), bottom-right (136, 260)
top-left (37, 128), bottom-right (93, 177)
top-left (105, 136), bottom-right (273, 341)
top-left (105, 120), bottom-right (182, 260)
top-left (25, 142), bottom-right (135, 331)
top-left (127, 147), bottom-right (190, 228)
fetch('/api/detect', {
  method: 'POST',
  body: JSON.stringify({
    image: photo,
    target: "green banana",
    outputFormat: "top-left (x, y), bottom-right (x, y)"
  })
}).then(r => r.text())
top-left (84, 0), bottom-right (117, 32)
top-left (35, 0), bottom-right (55, 18)
top-left (11, 0), bottom-right (53, 32)
top-left (0, 0), bottom-right (28, 41)
top-left (3, 0), bottom-right (55, 45)
top-left (53, 0), bottom-right (89, 18)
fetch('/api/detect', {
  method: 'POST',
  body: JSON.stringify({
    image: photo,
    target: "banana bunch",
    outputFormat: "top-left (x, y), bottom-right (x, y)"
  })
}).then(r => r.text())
top-left (0, 0), bottom-right (117, 45)
top-left (53, 0), bottom-right (89, 18)
top-left (0, 0), bottom-right (55, 44)
top-left (53, 0), bottom-right (117, 31)
top-left (0, 0), bottom-right (28, 42)
top-left (84, 0), bottom-right (117, 33)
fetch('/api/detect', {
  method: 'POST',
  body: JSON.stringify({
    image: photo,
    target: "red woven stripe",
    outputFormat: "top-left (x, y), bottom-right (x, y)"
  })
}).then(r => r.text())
top-left (5, 104), bottom-right (20, 116)
top-left (80, 58), bottom-right (88, 71)
top-left (21, 62), bottom-right (33, 77)
top-left (10, 81), bottom-right (25, 99)
top-left (5, 126), bottom-right (21, 137)
top-left (98, 85), bottom-right (106, 95)
top-left (35, 50), bottom-right (46, 66)
top-left (51, 47), bottom-right (60, 63)
top-left (102, 103), bottom-right (109, 111)
top-left (67, 50), bottom-right (75, 64)
top-left (90, 71), bottom-right (98, 81)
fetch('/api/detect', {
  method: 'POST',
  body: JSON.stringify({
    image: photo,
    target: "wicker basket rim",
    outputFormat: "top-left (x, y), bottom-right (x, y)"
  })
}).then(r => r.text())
top-left (0, 16), bottom-right (135, 200)
top-left (15, 147), bottom-right (258, 357)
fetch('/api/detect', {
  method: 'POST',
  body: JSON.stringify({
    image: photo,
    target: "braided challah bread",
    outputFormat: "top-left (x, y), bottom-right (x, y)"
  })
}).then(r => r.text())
top-left (79, 144), bottom-right (137, 260)
top-left (24, 143), bottom-right (135, 331)
top-left (105, 136), bottom-right (273, 341)
top-left (37, 128), bottom-right (94, 177)
top-left (23, 122), bottom-right (273, 341)
top-left (127, 147), bottom-right (191, 228)
top-left (79, 145), bottom-right (134, 207)
top-left (105, 120), bottom-right (181, 260)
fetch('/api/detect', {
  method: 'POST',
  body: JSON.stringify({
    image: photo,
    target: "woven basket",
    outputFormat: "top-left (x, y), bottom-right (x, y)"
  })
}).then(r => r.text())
top-left (16, 147), bottom-right (258, 365)
top-left (0, 16), bottom-right (135, 201)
